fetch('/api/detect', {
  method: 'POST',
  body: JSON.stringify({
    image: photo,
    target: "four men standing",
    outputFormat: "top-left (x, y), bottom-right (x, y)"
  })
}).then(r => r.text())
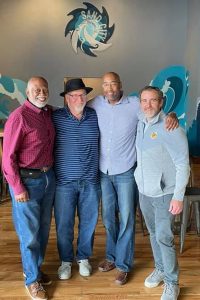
top-left (2, 75), bottom-right (188, 300)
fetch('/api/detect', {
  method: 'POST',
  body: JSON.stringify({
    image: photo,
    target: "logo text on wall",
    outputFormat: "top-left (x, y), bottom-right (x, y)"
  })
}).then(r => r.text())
top-left (65, 2), bottom-right (115, 57)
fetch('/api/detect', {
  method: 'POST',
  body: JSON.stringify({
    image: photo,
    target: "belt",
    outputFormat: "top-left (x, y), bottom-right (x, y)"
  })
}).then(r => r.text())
top-left (23, 166), bottom-right (51, 173)
top-left (20, 166), bottom-right (51, 179)
top-left (40, 166), bottom-right (51, 172)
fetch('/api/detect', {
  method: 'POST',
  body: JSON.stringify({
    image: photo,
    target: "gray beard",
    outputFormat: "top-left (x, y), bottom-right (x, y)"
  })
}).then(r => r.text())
top-left (30, 99), bottom-right (48, 108)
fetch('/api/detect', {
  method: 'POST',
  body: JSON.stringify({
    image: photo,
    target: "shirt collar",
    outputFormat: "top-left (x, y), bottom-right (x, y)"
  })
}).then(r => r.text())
top-left (65, 106), bottom-right (87, 121)
top-left (24, 99), bottom-right (48, 114)
top-left (139, 110), bottom-right (165, 125)
top-left (103, 94), bottom-right (130, 105)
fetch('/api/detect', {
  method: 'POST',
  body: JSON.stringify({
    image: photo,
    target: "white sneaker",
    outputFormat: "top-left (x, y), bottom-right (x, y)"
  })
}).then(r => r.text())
top-left (58, 262), bottom-right (72, 280)
top-left (78, 259), bottom-right (92, 277)
top-left (161, 283), bottom-right (180, 300)
top-left (145, 268), bottom-right (165, 288)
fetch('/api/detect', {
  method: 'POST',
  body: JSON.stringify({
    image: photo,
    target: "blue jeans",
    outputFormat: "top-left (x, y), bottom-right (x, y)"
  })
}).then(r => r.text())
top-left (139, 193), bottom-right (179, 285)
top-left (10, 168), bottom-right (55, 286)
top-left (100, 166), bottom-right (137, 272)
top-left (54, 180), bottom-right (100, 262)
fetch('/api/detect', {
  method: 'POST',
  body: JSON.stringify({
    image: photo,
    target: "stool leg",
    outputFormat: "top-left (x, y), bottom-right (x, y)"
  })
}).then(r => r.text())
top-left (194, 202), bottom-right (200, 235)
top-left (180, 196), bottom-right (190, 253)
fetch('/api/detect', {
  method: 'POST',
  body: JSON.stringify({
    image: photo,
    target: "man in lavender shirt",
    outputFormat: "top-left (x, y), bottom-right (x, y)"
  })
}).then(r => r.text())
top-left (2, 76), bottom-right (55, 300)
top-left (88, 72), bottom-right (178, 285)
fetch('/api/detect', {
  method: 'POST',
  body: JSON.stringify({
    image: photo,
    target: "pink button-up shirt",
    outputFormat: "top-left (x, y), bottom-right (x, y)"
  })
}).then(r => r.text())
top-left (2, 100), bottom-right (55, 195)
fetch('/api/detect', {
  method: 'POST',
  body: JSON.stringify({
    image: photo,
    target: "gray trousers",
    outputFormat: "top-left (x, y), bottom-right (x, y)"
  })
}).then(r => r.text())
top-left (139, 193), bottom-right (179, 285)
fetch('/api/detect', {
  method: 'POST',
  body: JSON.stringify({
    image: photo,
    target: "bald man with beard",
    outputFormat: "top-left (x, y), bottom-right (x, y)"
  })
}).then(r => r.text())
top-left (2, 76), bottom-right (55, 300)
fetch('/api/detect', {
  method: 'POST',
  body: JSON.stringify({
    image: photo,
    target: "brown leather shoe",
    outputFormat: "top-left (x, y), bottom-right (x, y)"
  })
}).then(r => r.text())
top-left (98, 260), bottom-right (116, 272)
top-left (115, 270), bottom-right (128, 285)
top-left (26, 281), bottom-right (48, 300)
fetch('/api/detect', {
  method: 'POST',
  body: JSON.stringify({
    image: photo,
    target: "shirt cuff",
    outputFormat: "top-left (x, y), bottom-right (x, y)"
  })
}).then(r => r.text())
top-left (12, 183), bottom-right (27, 196)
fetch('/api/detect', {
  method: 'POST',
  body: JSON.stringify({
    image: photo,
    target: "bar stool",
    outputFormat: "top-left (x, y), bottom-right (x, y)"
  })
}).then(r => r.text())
top-left (180, 156), bottom-right (200, 253)
top-left (180, 187), bottom-right (200, 253)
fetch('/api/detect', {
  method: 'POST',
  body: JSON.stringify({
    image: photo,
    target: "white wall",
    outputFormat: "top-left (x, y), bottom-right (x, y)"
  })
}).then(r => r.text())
top-left (0, 0), bottom-right (188, 106)
top-left (185, 0), bottom-right (200, 125)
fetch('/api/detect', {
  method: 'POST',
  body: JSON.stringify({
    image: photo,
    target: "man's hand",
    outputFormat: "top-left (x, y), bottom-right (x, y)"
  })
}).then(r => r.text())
top-left (169, 199), bottom-right (183, 215)
top-left (15, 191), bottom-right (29, 202)
top-left (165, 112), bottom-right (179, 131)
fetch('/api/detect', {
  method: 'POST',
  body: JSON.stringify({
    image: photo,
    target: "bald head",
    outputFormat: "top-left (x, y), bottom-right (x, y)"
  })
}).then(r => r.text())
top-left (27, 76), bottom-right (48, 90)
top-left (102, 72), bottom-right (121, 83)
top-left (102, 72), bottom-right (122, 104)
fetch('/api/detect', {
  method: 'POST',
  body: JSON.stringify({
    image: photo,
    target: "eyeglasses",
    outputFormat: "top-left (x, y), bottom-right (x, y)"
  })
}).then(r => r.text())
top-left (102, 81), bottom-right (120, 88)
top-left (68, 93), bottom-right (87, 100)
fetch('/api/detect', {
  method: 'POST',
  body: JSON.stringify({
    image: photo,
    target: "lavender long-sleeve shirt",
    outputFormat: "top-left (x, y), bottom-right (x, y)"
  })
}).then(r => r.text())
top-left (88, 95), bottom-right (139, 175)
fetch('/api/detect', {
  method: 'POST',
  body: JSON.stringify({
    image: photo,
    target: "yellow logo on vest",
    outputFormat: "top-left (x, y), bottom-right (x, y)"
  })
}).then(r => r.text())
top-left (150, 132), bottom-right (158, 139)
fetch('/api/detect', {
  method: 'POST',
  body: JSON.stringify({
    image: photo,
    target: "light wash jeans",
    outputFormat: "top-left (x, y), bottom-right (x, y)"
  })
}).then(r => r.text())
top-left (139, 193), bottom-right (179, 285)
top-left (10, 168), bottom-right (55, 286)
top-left (100, 166), bottom-right (138, 272)
top-left (54, 180), bottom-right (100, 262)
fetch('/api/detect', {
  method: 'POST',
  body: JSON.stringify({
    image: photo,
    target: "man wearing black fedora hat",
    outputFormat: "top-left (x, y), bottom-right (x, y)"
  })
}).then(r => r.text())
top-left (52, 78), bottom-right (100, 280)
top-left (59, 78), bottom-right (93, 97)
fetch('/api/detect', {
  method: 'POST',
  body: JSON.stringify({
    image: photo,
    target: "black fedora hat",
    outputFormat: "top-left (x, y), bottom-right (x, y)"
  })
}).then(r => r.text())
top-left (60, 78), bottom-right (93, 97)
